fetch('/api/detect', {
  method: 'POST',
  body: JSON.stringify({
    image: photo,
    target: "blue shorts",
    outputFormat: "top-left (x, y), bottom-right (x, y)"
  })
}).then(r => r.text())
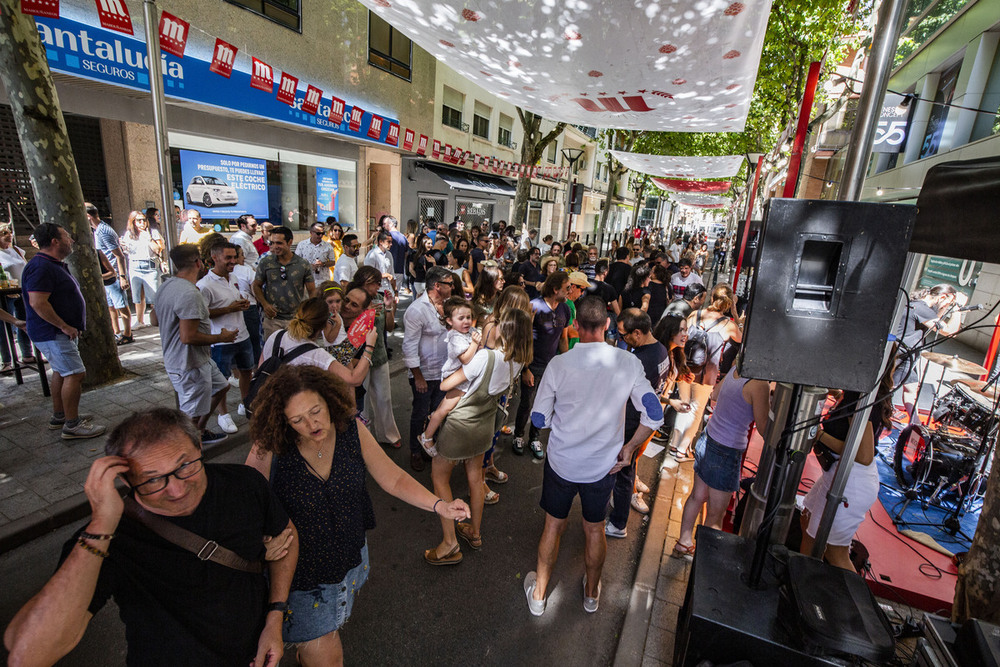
top-left (539, 459), bottom-right (615, 523)
top-left (283, 542), bottom-right (370, 643)
top-left (104, 280), bottom-right (128, 309)
top-left (693, 431), bottom-right (744, 493)
top-left (211, 338), bottom-right (255, 377)
top-left (33, 334), bottom-right (85, 377)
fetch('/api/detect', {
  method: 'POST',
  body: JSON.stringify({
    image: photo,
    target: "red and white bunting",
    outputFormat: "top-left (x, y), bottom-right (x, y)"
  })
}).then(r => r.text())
top-left (367, 115), bottom-right (383, 139)
top-left (250, 57), bottom-right (273, 92)
top-left (473, 154), bottom-right (481, 170)
top-left (20, 0), bottom-right (59, 19)
top-left (443, 144), bottom-right (452, 161)
top-left (95, 0), bottom-right (133, 35)
top-left (348, 106), bottom-right (364, 132)
top-left (276, 72), bottom-right (298, 105)
top-left (329, 97), bottom-right (346, 124)
top-left (386, 122), bottom-right (399, 146)
top-left (209, 38), bottom-right (237, 78)
top-left (302, 85), bottom-right (322, 115)
top-left (402, 129), bottom-right (415, 151)
top-left (158, 11), bottom-right (189, 58)
top-left (431, 140), bottom-right (441, 159)
top-left (417, 135), bottom-right (428, 156)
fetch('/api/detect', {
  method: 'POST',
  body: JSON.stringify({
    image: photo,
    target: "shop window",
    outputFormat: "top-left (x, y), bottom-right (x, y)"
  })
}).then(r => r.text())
top-left (442, 86), bottom-right (464, 130)
top-left (473, 102), bottom-right (491, 140)
top-left (528, 203), bottom-right (542, 227)
top-left (456, 199), bottom-right (494, 225)
top-left (418, 196), bottom-right (446, 225)
top-left (547, 143), bottom-right (557, 163)
top-left (226, 0), bottom-right (301, 32)
top-left (919, 62), bottom-right (960, 159)
top-left (498, 114), bottom-right (514, 148)
top-left (368, 12), bottom-right (412, 81)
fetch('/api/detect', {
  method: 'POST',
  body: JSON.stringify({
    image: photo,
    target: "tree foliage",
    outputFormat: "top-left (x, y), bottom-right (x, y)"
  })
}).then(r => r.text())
top-left (511, 109), bottom-right (566, 230)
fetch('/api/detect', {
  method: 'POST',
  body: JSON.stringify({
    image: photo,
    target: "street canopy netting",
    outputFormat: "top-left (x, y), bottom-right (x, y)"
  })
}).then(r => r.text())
top-left (669, 193), bottom-right (731, 208)
top-left (610, 151), bottom-right (745, 178)
top-left (652, 177), bottom-right (732, 193)
top-left (358, 0), bottom-right (773, 131)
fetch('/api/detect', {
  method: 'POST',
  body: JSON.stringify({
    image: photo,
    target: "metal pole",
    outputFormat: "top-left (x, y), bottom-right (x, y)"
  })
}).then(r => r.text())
top-left (732, 156), bottom-right (763, 290)
top-left (739, 382), bottom-right (796, 539)
top-left (837, 0), bottom-right (911, 202)
top-left (782, 61), bottom-right (822, 199)
top-left (143, 0), bottom-right (178, 256)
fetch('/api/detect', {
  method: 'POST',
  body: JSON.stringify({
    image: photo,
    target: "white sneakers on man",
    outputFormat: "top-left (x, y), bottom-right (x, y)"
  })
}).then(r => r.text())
top-left (217, 413), bottom-right (238, 434)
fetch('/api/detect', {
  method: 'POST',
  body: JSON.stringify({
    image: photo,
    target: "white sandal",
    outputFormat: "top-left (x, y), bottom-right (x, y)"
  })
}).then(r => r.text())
top-left (418, 433), bottom-right (438, 457)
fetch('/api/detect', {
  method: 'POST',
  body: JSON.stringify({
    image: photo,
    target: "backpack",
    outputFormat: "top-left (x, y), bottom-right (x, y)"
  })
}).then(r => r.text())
top-left (242, 330), bottom-right (317, 417)
top-left (685, 310), bottom-right (728, 374)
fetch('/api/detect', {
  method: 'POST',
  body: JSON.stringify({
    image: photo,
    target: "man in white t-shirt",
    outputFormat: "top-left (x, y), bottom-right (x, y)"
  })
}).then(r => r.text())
top-left (669, 259), bottom-right (703, 299)
top-left (197, 241), bottom-right (252, 432)
top-left (364, 230), bottom-right (396, 294)
top-left (668, 238), bottom-right (685, 264)
top-left (295, 222), bottom-right (337, 285)
top-left (523, 296), bottom-right (663, 617)
top-left (333, 233), bottom-right (360, 287)
top-left (229, 214), bottom-right (260, 269)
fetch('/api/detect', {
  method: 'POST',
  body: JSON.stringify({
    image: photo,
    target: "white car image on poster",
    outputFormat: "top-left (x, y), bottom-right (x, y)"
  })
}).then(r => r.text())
top-left (179, 149), bottom-right (268, 219)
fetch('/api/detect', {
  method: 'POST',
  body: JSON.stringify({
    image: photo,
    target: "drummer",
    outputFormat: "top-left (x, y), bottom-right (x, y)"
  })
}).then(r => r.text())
top-left (893, 284), bottom-right (965, 419)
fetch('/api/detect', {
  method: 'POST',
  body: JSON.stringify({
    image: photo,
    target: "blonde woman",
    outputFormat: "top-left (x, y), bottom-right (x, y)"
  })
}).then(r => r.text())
top-left (120, 210), bottom-right (164, 328)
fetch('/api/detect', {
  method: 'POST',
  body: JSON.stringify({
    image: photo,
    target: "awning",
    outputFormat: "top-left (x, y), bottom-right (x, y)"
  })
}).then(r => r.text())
top-left (653, 178), bottom-right (732, 194)
top-left (610, 152), bottom-right (745, 179)
top-left (422, 163), bottom-right (517, 197)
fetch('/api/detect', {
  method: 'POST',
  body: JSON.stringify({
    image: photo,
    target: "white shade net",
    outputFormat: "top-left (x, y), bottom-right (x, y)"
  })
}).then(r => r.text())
top-left (610, 151), bottom-right (745, 178)
top-left (359, 0), bottom-right (773, 131)
top-left (670, 193), bottom-right (731, 207)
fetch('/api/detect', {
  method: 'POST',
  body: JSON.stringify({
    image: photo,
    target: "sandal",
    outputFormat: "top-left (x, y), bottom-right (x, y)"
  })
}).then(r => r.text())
top-left (635, 478), bottom-right (650, 494)
top-left (455, 522), bottom-right (482, 550)
top-left (484, 489), bottom-right (500, 505)
top-left (424, 543), bottom-right (462, 566)
top-left (500, 425), bottom-right (513, 435)
top-left (418, 433), bottom-right (438, 457)
top-left (116, 334), bottom-right (134, 346)
top-left (671, 542), bottom-right (696, 559)
top-left (485, 467), bottom-right (508, 484)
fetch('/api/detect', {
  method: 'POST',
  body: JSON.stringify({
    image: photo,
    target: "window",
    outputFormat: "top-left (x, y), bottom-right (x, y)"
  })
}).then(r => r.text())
top-left (498, 114), bottom-right (514, 147)
top-left (547, 143), bottom-right (557, 163)
top-left (442, 86), bottom-right (464, 130)
top-left (473, 102), bottom-right (491, 139)
top-left (226, 0), bottom-right (300, 32)
top-left (368, 12), bottom-right (412, 80)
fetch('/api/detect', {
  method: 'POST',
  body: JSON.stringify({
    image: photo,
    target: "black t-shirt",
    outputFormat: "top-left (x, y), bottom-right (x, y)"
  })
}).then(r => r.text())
top-left (470, 247), bottom-right (486, 284)
top-left (625, 341), bottom-right (670, 440)
top-left (647, 282), bottom-right (669, 323)
top-left (586, 280), bottom-right (618, 309)
top-left (823, 391), bottom-right (889, 442)
top-left (895, 299), bottom-right (940, 349)
top-left (519, 261), bottom-right (543, 299)
top-left (606, 262), bottom-right (631, 295)
top-left (62, 465), bottom-right (289, 667)
top-left (622, 286), bottom-right (650, 311)
top-left (413, 254), bottom-right (431, 281)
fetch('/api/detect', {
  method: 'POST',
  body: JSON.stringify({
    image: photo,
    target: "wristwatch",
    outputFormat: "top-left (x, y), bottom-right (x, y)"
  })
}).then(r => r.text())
top-left (266, 601), bottom-right (288, 614)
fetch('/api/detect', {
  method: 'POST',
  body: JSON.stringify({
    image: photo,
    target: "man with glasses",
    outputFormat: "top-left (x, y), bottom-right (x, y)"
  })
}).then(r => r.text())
top-left (295, 221), bottom-right (337, 285)
top-left (155, 244), bottom-right (238, 445)
top-left (333, 233), bottom-right (361, 287)
top-left (4, 407), bottom-right (298, 667)
top-left (402, 266), bottom-right (453, 472)
top-left (252, 226), bottom-right (316, 338)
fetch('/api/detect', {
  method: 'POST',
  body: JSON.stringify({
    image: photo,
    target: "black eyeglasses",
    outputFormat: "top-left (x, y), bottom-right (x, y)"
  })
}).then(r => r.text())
top-left (279, 265), bottom-right (288, 280)
top-left (130, 458), bottom-right (204, 496)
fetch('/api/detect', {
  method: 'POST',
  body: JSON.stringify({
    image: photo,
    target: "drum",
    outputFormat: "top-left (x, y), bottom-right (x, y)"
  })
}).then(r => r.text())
top-left (932, 385), bottom-right (997, 435)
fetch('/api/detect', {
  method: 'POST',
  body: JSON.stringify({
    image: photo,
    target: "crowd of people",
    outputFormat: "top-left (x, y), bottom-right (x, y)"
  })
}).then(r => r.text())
top-left (4, 211), bottom-right (910, 666)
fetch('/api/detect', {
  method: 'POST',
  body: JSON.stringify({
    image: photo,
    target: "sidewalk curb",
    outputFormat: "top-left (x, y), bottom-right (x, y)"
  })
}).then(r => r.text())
top-left (0, 431), bottom-right (251, 555)
top-left (613, 462), bottom-right (676, 667)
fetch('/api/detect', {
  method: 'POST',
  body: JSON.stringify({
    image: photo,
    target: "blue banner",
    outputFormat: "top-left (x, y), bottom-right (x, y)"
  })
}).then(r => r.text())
top-left (179, 149), bottom-right (268, 218)
top-left (315, 168), bottom-right (340, 222)
top-left (35, 16), bottom-right (398, 144)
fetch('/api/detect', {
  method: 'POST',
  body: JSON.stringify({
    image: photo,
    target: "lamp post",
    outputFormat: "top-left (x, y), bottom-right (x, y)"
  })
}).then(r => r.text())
top-left (561, 147), bottom-right (585, 240)
top-left (731, 152), bottom-right (765, 289)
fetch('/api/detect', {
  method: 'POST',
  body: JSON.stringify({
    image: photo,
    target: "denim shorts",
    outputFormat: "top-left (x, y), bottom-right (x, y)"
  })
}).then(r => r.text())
top-left (33, 334), bottom-right (85, 376)
top-left (166, 360), bottom-right (228, 418)
top-left (693, 431), bottom-right (744, 493)
top-left (283, 542), bottom-right (370, 644)
top-left (104, 280), bottom-right (128, 309)
top-left (539, 459), bottom-right (615, 523)
top-left (211, 338), bottom-right (255, 376)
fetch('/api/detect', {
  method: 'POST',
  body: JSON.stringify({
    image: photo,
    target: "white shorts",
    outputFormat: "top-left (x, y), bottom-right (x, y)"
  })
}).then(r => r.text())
top-left (802, 459), bottom-right (880, 547)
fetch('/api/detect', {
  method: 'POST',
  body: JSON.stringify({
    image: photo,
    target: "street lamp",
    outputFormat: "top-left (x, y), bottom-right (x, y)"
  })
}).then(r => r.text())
top-left (561, 147), bottom-right (585, 239)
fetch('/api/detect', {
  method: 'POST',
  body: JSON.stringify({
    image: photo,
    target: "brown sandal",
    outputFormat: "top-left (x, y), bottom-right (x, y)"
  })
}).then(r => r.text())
top-left (670, 542), bottom-right (695, 559)
top-left (424, 543), bottom-right (462, 566)
top-left (456, 522), bottom-right (482, 550)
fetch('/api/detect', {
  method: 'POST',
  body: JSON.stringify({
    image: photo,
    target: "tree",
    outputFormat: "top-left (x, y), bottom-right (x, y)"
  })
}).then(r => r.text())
top-left (954, 451), bottom-right (1000, 623)
top-left (597, 129), bottom-right (641, 236)
top-left (0, 0), bottom-right (123, 384)
top-left (629, 173), bottom-right (652, 229)
top-left (512, 109), bottom-right (566, 231)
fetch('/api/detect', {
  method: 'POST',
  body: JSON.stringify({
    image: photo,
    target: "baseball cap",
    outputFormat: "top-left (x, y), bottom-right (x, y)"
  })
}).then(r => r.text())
top-left (567, 271), bottom-right (591, 289)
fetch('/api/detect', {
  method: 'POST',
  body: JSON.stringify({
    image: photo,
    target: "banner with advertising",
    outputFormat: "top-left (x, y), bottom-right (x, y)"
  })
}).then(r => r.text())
top-left (178, 149), bottom-right (268, 219)
top-left (315, 168), bottom-right (341, 223)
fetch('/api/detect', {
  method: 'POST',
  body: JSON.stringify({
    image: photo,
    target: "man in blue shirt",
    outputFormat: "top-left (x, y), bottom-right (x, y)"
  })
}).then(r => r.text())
top-left (21, 223), bottom-right (106, 439)
top-left (87, 203), bottom-right (133, 345)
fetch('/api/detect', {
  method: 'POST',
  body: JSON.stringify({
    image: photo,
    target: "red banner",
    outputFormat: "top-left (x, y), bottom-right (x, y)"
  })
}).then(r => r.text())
top-left (250, 57), bottom-right (273, 92)
top-left (432, 140), bottom-right (441, 159)
top-left (209, 38), bottom-right (237, 78)
top-left (95, 0), bottom-right (133, 34)
top-left (652, 177), bottom-right (732, 194)
top-left (473, 154), bottom-right (481, 170)
top-left (276, 72), bottom-right (298, 105)
top-left (417, 135), bottom-right (428, 156)
top-left (302, 85), bottom-right (322, 115)
top-left (386, 122), bottom-right (399, 146)
top-left (367, 115), bottom-right (384, 139)
top-left (348, 106), bottom-right (364, 132)
top-left (402, 129), bottom-right (415, 151)
top-left (158, 11), bottom-right (189, 58)
top-left (20, 0), bottom-right (59, 19)
top-left (329, 97), bottom-right (346, 124)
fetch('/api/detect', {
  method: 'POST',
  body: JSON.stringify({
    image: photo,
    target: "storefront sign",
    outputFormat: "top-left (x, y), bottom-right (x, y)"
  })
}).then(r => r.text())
top-left (21, 0), bottom-right (60, 19)
top-left (178, 149), bottom-right (268, 219)
top-left (367, 115), bottom-right (383, 139)
top-left (34, 15), bottom-right (397, 146)
top-left (95, 0), bottom-right (132, 35)
top-left (315, 168), bottom-right (340, 222)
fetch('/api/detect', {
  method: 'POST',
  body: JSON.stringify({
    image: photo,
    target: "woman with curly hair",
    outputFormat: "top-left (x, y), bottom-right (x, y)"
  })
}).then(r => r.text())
top-left (245, 365), bottom-right (470, 665)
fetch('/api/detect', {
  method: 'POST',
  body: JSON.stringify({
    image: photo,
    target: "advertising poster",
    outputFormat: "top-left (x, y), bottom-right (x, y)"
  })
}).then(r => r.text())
top-left (179, 149), bottom-right (268, 219)
top-left (316, 168), bottom-right (340, 222)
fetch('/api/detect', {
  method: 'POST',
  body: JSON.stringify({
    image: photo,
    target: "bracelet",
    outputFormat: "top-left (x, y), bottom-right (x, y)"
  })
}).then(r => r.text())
top-left (80, 530), bottom-right (114, 541)
top-left (76, 538), bottom-right (109, 559)
top-left (432, 499), bottom-right (443, 514)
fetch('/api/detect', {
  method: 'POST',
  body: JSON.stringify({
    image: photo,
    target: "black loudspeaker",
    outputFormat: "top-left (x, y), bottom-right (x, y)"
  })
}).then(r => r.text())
top-left (738, 199), bottom-right (915, 392)
top-left (570, 183), bottom-right (584, 214)
top-left (735, 219), bottom-right (763, 269)
top-left (955, 618), bottom-right (1000, 667)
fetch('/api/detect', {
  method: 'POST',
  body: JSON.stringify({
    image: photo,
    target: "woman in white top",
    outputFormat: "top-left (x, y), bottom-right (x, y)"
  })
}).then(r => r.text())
top-left (231, 246), bottom-right (263, 365)
top-left (260, 296), bottom-right (377, 389)
top-left (0, 223), bottom-right (32, 369)
top-left (120, 210), bottom-right (164, 328)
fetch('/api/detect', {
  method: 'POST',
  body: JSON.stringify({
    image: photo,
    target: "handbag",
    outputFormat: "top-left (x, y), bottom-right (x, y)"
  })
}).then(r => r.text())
top-left (811, 427), bottom-right (840, 472)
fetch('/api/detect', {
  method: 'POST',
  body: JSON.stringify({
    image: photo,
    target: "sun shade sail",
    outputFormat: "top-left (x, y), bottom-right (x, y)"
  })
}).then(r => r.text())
top-left (359, 0), bottom-right (772, 131)
top-left (652, 178), bottom-right (732, 193)
top-left (669, 193), bottom-right (731, 207)
top-left (610, 152), bottom-right (745, 179)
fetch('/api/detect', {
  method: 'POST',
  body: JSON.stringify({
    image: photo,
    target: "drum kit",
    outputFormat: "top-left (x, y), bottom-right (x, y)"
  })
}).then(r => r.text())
top-left (892, 351), bottom-right (998, 538)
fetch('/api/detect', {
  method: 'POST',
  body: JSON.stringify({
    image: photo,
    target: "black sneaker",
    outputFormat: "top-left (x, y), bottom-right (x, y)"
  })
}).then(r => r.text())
top-left (201, 430), bottom-right (228, 445)
top-left (529, 440), bottom-right (545, 460)
top-left (512, 437), bottom-right (525, 455)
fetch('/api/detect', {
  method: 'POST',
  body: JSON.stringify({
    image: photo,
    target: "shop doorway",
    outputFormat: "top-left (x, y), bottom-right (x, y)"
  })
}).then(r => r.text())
top-left (456, 198), bottom-right (494, 227)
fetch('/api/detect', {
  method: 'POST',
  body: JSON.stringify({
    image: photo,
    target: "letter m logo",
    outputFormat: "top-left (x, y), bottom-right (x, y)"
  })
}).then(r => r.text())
top-left (158, 12), bottom-right (190, 58)
top-left (367, 115), bottom-right (384, 139)
top-left (96, 0), bottom-right (134, 34)
top-left (210, 39), bottom-right (237, 78)
top-left (251, 58), bottom-right (273, 92)
top-left (277, 72), bottom-right (298, 105)
top-left (302, 86), bottom-right (323, 115)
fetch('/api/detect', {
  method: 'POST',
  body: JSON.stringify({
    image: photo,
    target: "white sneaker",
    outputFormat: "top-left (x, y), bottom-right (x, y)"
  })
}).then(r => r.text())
top-left (583, 574), bottom-right (601, 613)
top-left (217, 413), bottom-right (238, 434)
top-left (524, 571), bottom-right (546, 616)
top-left (237, 403), bottom-right (247, 417)
top-left (605, 519), bottom-right (627, 539)
top-left (631, 492), bottom-right (650, 514)
top-left (227, 376), bottom-right (240, 389)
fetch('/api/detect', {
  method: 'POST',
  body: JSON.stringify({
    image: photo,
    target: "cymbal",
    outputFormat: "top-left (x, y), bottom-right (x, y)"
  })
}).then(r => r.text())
top-left (920, 351), bottom-right (989, 375)
top-left (956, 379), bottom-right (1000, 399)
